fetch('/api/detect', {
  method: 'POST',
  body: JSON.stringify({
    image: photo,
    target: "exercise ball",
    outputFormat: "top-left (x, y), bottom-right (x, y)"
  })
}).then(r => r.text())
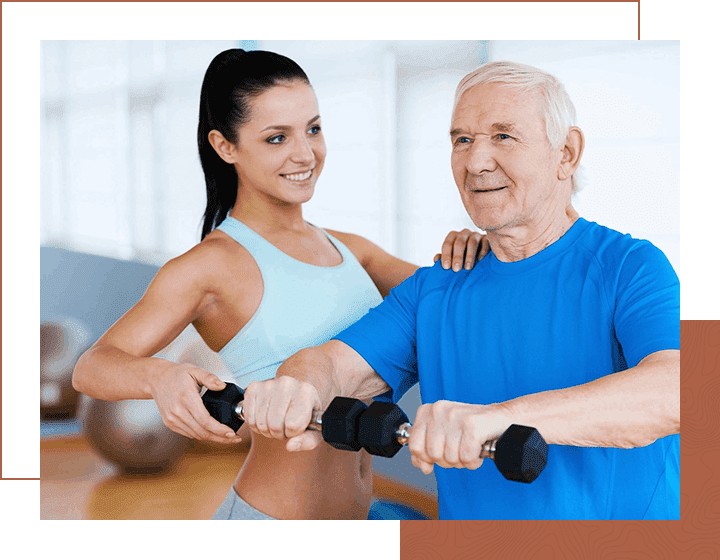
top-left (367, 499), bottom-right (431, 520)
top-left (40, 318), bottom-right (91, 420)
top-left (83, 397), bottom-right (191, 475)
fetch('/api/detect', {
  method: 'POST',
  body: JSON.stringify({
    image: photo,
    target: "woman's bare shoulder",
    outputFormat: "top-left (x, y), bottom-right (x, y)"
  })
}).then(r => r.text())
top-left (325, 229), bottom-right (392, 266)
top-left (159, 230), bottom-right (258, 291)
top-left (325, 229), bottom-right (371, 259)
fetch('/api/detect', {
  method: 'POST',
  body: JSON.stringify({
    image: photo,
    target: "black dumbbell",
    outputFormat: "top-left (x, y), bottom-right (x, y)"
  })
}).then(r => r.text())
top-left (358, 401), bottom-right (548, 483)
top-left (202, 383), bottom-right (547, 483)
top-left (201, 382), bottom-right (370, 451)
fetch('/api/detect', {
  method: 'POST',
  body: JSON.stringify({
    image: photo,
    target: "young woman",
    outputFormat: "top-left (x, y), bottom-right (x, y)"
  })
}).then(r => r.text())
top-left (72, 49), bottom-right (485, 520)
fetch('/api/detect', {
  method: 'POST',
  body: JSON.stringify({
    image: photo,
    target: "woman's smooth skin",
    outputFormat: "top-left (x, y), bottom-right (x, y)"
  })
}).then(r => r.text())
top-left (73, 79), bottom-right (486, 520)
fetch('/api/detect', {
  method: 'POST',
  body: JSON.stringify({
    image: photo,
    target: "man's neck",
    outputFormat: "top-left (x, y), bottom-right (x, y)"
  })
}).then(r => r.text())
top-left (488, 205), bottom-right (579, 262)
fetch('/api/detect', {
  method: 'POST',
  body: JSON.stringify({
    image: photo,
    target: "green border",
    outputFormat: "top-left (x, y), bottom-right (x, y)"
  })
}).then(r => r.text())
top-left (0, 0), bottom-right (676, 559)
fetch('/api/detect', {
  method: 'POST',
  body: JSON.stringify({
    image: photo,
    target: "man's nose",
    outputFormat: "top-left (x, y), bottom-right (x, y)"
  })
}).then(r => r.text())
top-left (465, 139), bottom-right (497, 175)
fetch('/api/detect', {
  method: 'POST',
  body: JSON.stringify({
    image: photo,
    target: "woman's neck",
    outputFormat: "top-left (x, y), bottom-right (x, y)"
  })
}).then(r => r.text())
top-left (229, 192), bottom-right (308, 236)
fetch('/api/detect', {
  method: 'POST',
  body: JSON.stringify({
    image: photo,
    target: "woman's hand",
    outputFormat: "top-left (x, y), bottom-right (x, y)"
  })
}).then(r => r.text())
top-left (434, 229), bottom-right (490, 271)
top-left (148, 362), bottom-right (243, 444)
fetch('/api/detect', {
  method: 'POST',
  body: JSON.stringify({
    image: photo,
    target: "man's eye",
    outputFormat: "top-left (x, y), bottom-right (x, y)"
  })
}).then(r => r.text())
top-left (309, 125), bottom-right (321, 135)
top-left (267, 135), bottom-right (285, 144)
top-left (496, 134), bottom-right (511, 140)
top-left (454, 137), bottom-right (471, 145)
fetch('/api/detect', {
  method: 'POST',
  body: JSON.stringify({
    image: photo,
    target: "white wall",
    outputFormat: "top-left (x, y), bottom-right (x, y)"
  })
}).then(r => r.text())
top-left (490, 40), bottom-right (680, 273)
top-left (40, 40), bottom-right (679, 276)
top-left (40, 40), bottom-right (238, 262)
top-left (264, 40), bottom-right (485, 267)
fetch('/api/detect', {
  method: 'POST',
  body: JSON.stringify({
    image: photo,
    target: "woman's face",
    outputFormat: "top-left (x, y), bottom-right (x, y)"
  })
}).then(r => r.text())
top-left (233, 81), bottom-right (326, 206)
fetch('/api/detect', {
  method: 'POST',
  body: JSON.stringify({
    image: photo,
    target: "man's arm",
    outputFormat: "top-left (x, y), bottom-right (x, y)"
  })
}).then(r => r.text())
top-left (407, 349), bottom-right (679, 474)
top-left (242, 340), bottom-right (391, 450)
top-left (243, 262), bottom-right (425, 448)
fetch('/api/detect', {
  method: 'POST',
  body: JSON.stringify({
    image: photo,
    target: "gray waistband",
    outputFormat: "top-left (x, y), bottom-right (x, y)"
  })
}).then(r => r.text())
top-left (211, 486), bottom-right (276, 520)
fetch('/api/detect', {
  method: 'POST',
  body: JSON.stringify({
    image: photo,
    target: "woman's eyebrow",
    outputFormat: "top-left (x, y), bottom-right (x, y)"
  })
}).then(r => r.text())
top-left (261, 115), bottom-right (321, 133)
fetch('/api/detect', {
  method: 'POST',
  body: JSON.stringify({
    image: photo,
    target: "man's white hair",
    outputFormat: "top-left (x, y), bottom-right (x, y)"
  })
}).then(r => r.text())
top-left (453, 61), bottom-right (584, 194)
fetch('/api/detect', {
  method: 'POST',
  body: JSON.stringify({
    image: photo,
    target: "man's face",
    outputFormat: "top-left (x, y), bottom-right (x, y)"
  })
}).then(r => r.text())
top-left (450, 83), bottom-right (567, 234)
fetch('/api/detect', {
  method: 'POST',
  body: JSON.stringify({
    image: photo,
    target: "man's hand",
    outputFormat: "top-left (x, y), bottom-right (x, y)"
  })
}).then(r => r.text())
top-left (243, 377), bottom-right (325, 452)
top-left (148, 362), bottom-right (243, 444)
top-left (407, 400), bottom-right (511, 474)
top-left (435, 229), bottom-right (490, 271)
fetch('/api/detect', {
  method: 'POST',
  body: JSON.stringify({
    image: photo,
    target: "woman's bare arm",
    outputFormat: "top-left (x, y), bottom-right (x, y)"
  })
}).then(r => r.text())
top-left (72, 242), bottom-right (244, 443)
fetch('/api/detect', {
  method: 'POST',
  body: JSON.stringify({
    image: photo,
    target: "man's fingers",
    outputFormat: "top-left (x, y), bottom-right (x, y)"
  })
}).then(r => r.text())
top-left (286, 431), bottom-right (323, 452)
top-left (266, 391), bottom-right (294, 440)
top-left (411, 454), bottom-right (435, 474)
top-left (283, 400), bottom-right (315, 439)
top-left (408, 416), bottom-right (436, 473)
top-left (441, 427), bottom-right (462, 467)
top-left (242, 384), bottom-right (268, 437)
top-left (458, 430), bottom-right (484, 470)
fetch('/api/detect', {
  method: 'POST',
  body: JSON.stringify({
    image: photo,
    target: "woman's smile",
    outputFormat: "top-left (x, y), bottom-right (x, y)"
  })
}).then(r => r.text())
top-left (281, 168), bottom-right (314, 182)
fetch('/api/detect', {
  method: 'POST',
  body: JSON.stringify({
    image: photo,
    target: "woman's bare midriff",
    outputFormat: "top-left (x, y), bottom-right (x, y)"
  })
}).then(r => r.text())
top-left (196, 229), bottom-right (374, 519)
top-left (233, 428), bottom-right (373, 520)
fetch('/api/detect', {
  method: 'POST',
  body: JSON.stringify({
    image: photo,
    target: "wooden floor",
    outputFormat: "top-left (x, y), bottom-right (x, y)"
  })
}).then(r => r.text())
top-left (40, 435), bottom-right (439, 520)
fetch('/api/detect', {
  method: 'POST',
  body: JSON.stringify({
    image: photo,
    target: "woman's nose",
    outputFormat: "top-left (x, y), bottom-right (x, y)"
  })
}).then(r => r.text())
top-left (291, 136), bottom-right (315, 163)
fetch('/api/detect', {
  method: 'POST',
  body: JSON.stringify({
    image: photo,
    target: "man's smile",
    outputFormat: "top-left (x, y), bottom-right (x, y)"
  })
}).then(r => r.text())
top-left (471, 186), bottom-right (507, 193)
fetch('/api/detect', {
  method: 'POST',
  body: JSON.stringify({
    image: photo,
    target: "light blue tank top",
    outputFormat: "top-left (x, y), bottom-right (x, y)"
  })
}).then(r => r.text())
top-left (215, 216), bottom-right (383, 386)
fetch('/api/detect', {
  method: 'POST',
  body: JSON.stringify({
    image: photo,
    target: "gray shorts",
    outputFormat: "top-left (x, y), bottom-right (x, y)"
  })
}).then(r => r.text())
top-left (211, 486), bottom-right (276, 520)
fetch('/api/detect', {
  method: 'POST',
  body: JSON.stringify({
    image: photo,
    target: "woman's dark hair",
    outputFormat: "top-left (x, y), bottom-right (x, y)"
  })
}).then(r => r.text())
top-left (198, 49), bottom-right (310, 239)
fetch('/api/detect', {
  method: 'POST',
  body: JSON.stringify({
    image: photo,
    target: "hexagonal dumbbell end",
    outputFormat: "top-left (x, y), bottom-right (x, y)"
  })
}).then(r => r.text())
top-left (321, 397), bottom-right (367, 452)
top-left (201, 383), bottom-right (245, 433)
top-left (493, 424), bottom-right (548, 483)
top-left (358, 401), bottom-right (409, 458)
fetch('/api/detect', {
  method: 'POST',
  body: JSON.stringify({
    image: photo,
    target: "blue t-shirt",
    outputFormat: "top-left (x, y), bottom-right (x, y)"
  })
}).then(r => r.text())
top-left (335, 218), bottom-right (680, 520)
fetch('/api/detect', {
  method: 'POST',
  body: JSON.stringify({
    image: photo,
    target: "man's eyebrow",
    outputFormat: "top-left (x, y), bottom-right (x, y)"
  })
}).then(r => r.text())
top-left (449, 122), bottom-right (517, 137)
top-left (493, 122), bottom-right (517, 133)
top-left (260, 115), bottom-right (321, 133)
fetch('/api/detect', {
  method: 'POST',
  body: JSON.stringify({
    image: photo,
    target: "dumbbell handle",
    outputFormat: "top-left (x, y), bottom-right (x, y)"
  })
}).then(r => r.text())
top-left (232, 403), bottom-right (324, 433)
top-left (396, 422), bottom-right (498, 459)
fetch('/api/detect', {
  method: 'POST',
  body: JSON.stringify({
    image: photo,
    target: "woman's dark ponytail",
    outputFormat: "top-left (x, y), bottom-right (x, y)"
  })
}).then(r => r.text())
top-left (197, 49), bottom-right (310, 239)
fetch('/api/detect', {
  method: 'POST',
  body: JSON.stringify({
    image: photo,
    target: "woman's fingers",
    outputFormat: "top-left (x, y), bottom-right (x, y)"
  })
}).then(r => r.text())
top-left (438, 229), bottom-right (486, 271)
top-left (463, 233), bottom-right (481, 270)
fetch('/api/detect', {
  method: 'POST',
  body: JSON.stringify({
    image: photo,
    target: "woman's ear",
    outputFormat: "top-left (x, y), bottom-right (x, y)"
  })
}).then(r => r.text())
top-left (208, 130), bottom-right (237, 164)
top-left (557, 127), bottom-right (585, 181)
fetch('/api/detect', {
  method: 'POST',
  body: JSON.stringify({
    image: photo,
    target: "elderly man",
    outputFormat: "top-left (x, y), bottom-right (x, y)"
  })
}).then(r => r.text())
top-left (242, 61), bottom-right (680, 520)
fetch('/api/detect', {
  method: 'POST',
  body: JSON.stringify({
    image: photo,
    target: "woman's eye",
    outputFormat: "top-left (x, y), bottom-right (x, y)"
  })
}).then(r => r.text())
top-left (267, 134), bottom-right (285, 144)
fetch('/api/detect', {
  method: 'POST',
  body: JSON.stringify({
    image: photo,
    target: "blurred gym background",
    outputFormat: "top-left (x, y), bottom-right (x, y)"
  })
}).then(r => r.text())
top-left (40, 40), bottom-right (679, 520)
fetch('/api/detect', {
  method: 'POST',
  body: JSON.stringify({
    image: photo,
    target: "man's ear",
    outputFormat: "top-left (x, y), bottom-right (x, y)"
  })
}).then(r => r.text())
top-left (208, 130), bottom-right (237, 164)
top-left (557, 127), bottom-right (584, 181)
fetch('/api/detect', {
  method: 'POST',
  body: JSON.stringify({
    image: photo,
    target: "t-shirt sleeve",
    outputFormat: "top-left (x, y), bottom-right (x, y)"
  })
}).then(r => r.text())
top-left (614, 241), bottom-right (680, 368)
top-left (333, 269), bottom-right (425, 403)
